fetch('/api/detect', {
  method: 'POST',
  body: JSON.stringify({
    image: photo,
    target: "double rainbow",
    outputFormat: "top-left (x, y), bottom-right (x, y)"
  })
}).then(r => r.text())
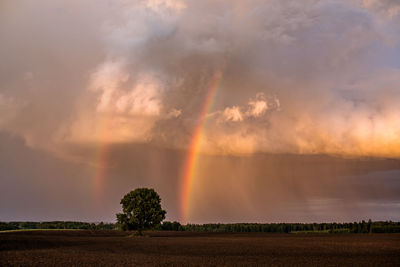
top-left (180, 69), bottom-right (224, 223)
top-left (91, 69), bottom-right (224, 222)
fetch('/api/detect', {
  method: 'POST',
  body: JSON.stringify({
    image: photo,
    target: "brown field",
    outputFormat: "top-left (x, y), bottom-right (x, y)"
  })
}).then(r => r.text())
top-left (1, 230), bottom-right (400, 266)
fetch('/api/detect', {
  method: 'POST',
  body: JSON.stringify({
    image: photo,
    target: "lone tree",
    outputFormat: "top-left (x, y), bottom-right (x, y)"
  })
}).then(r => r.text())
top-left (116, 188), bottom-right (166, 235)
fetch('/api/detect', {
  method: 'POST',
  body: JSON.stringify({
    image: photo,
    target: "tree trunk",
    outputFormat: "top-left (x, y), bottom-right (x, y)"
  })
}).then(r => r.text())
top-left (137, 227), bottom-right (143, 236)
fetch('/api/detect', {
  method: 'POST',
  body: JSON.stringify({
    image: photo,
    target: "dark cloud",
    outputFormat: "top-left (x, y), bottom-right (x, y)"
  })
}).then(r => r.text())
top-left (1, 132), bottom-right (400, 222)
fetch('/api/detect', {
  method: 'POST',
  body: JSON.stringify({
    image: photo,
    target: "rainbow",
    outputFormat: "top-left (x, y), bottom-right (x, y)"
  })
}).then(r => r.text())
top-left (93, 116), bottom-right (112, 205)
top-left (180, 69), bottom-right (224, 223)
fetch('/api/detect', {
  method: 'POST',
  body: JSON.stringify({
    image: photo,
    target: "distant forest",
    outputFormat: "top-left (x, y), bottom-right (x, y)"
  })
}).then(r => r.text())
top-left (1, 220), bottom-right (400, 233)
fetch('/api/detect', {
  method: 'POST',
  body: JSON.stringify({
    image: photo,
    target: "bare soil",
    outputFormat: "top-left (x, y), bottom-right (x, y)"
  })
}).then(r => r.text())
top-left (1, 230), bottom-right (399, 266)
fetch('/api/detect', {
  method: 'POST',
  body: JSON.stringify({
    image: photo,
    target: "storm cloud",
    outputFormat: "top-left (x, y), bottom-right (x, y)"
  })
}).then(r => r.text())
top-left (1, 0), bottom-right (400, 157)
top-left (1, 0), bottom-right (400, 222)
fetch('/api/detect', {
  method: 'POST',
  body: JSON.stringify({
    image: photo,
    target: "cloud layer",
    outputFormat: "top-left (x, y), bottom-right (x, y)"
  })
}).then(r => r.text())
top-left (1, 0), bottom-right (400, 159)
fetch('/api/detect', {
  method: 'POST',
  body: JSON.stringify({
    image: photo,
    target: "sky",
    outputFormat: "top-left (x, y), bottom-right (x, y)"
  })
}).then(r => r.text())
top-left (1, 0), bottom-right (400, 223)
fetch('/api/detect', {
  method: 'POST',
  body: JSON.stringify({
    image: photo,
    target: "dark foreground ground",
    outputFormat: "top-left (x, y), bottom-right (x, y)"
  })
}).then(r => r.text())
top-left (1, 230), bottom-right (400, 266)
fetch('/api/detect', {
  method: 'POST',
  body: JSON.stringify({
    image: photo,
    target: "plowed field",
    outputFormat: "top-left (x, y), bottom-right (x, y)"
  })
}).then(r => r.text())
top-left (1, 230), bottom-right (399, 266)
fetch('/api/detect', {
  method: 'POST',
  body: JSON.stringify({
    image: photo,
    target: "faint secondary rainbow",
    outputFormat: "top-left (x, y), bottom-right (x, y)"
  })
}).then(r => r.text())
top-left (180, 69), bottom-right (224, 223)
top-left (93, 115), bottom-right (113, 205)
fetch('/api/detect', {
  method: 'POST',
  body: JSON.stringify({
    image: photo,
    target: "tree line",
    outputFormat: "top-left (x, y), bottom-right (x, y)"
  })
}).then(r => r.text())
top-left (159, 220), bottom-right (400, 233)
top-left (0, 221), bottom-right (117, 231)
top-left (1, 220), bottom-right (399, 233)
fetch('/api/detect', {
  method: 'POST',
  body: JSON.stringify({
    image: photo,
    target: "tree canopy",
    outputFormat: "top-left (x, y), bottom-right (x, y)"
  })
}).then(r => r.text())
top-left (116, 188), bottom-right (166, 234)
